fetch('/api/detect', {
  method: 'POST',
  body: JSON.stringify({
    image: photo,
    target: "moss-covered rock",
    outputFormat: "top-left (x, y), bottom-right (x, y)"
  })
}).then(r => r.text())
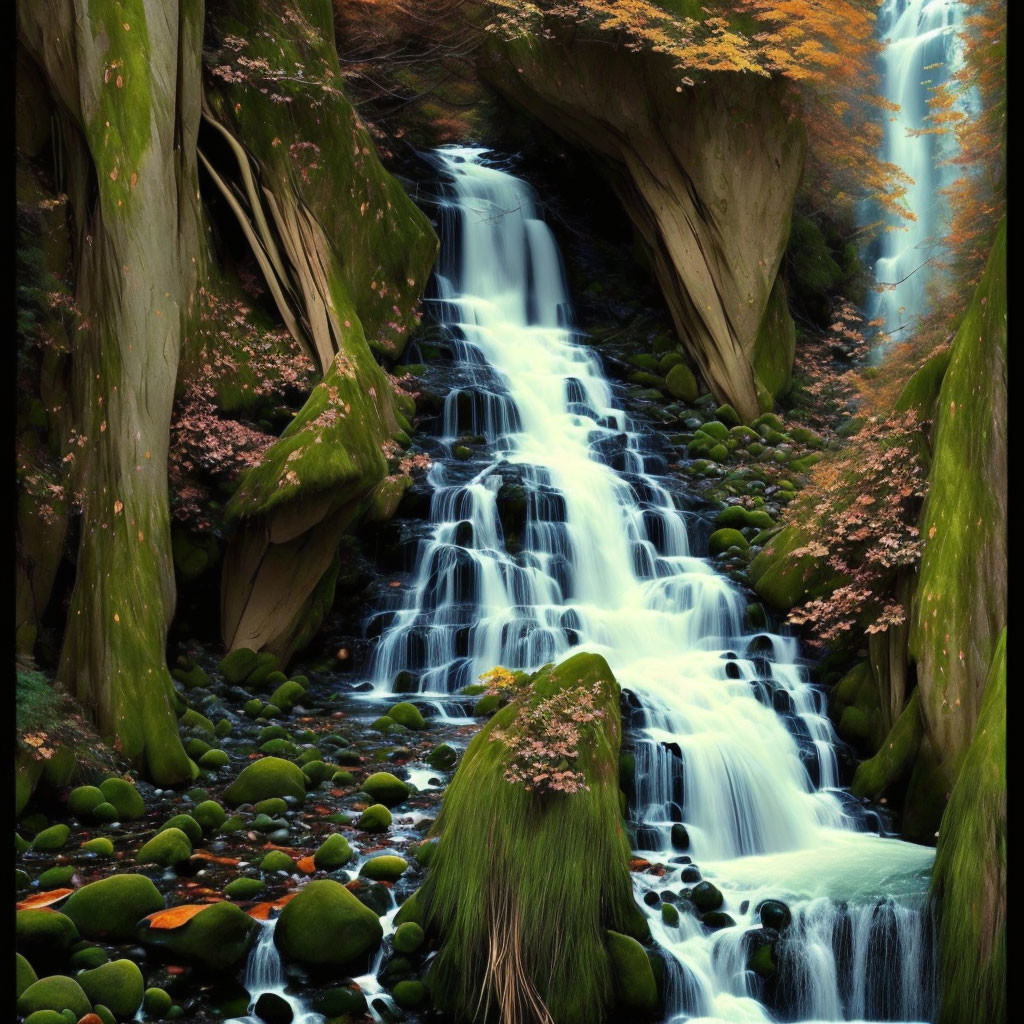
top-left (159, 814), bottom-right (203, 846)
top-left (261, 850), bottom-right (296, 873)
top-left (314, 834), bottom-right (354, 870)
top-left (606, 931), bottom-right (659, 1013)
top-left (143, 988), bottom-right (173, 1019)
top-left (274, 879), bottom-right (383, 966)
top-left (99, 778), bottom-right (145, 820)
top-left (81, 837), bottom-right (114, 856)
top-left (393, 920), bottom-right (425, 954)
top-left (426, 743), bottom-right (458, 770)
top-left (62, 874), bottom-right (165, 940)
top-left (360, 855), bottom-right (408, 882)
top-left (30, 824), bottom-right (69, 851)
top-left (223, 756), bottom-right (306, 806)
top-left (78, 959), bottom-right (144, 1019)
top-left (16, 952), bottom-right (37, 997)
top-left (16, 976), bottom-right (91, 1018)
top-left (268, 680), bottom-right (306, 711)
top-left (38, 865), bottom-right (76, 889)
top-left (68, 785), bottom-right (106, 820)
top-left (70, 946), bottom-right (110, 970)
top-left (217, 647), bottom-right (259, 684)
top-left (138, 901), bottom-right (257, 972)
top-left (393, 980), bottom-right (429, 1010)
top-left (136, 827), bottom-right (192, 866)
top-left (361, 772), bottom-right (411, 807)
top-left (749, 523), bottom-right (838, 613)
top-left (191, 800), bottom-right (227, 832)
top-left (851, 689), bottom-right (924, 802)
top-left (665, 362), bottom-right (698, 402)
top-left (198, 748), bottom-right (230, 770)
top-left (356, 803), bottom-right (392, 831)
top-left (16, 909), bottom-right (80, 961)
top-left (708, 528), bottom-right (748, 555)
top-left (224, 877), bottom-right (265, 900)
top-left (388, 701), bottom-right (426, 730)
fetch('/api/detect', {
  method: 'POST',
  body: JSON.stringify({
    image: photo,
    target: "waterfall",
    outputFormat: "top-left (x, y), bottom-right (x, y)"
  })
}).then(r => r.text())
top-left (368, 146), bottom-right (936, 1021)
top-left (870, 0), bottom-right (967, 341)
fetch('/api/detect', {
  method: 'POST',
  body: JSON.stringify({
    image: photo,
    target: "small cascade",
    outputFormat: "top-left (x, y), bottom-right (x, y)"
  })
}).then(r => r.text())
top-left (362, 146), bottom-right (937, 1021)
top-left (227, 917), bottom-right (323, 1024)
top-left (871, 0), bottom-right (968, 341)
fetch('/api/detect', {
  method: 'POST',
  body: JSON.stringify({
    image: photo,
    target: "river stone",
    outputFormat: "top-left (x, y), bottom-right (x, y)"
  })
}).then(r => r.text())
top-left (138, 901), bottom-right (257, 971)
top-left (31, 824), bottom-right (69, 851)
top-left (361, 772), bottom-right (410, 806)
top-left (224, 757), bottom-right (306, 806)
top-left (192, 799), bottom-right (227, 832)
top-left (22, 1012), bottom-right (67, 1024)
top-left (143, 987), bottom-right (173, 1018)
top-left (69, 946), bottom-right (110, 970)
top-left (224, 877), bottom-right (265, 900)
top-left (254, 992), bottom-right (293, 1024)
top-left (665, 362), bottom-right (698, 402)
top-left (260, 850), bottom-right (296, 873)
top-left (17, 977), bottom-right (91, 1018)
top-left (757, 898), bottom-right (792, 931)
top-left (16, 909), bottom-right (79, 962)
top-left (392, 980), bottom-right (428, 1010)
top-left (136, 827), bottom-right (192, 866)
top-left (63, 874), bottom-right (165, 940)
top-left (38, 865), bottom-right (75, 889)
top-left (81, 836), bottom-right (115, 855)
top-left (414, 837), bottom-right (439, 867)
top-left (355, 803), bottom-right (392, 831)
top-left (312, 986), bottom-right (367, 1015)
top-left (691, 881), bottom-right (723, 912)
top-left (701, 911), bottom-right (736, 929)
top-left (709, 528), bottom-right (748, 555)
top-left (670, 823), bottom-right (690, 850)
top-left (426, 743), bottom-right (458, 769)
top-left (360, 855), bottom-right (408, 882)
top-left (68, 785), bottom-right (105, 819)
top-left (274, 879), bottom-right (383, 966)
top-left (199, 749), bottom-right (230, 770)
top-left (99, 777), bottom-right (146, 820)
top-left (388, 701), bottom-right (426, 729)
top-left (393, 921), bottom-right (424, 953)
top-left (313, 834), bottom-right (353, 869)
top-left (268, 680), bottom-right (306, 711)
top-left (159, 814), bottom-right (203, 845)
top-left (16, 952), bottom-right (37, 997)
top-left (606, 930), bottom-right (658, 1012)
top-left (78, 959), bottom-right (144, 1018)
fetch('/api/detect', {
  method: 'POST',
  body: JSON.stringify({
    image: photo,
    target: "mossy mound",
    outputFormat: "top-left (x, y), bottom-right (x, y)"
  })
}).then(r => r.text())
top-left (314, 834), bottom-right (354, 870)
top-left (224, 877), bottom-right (265, 900)
top-left (68, 785), bottom-right (106, 819)
top-left (136, 827), bottom-right (193, 867)
top-left (268, 680), bottom-right (306, 711)
top-left (17, 976), bottom-right (91, 1018)
top-left (16, 952), bottom-right (37, 997)
top-left (606, 930), bottom-right (659, 1013)
top-left (30, 824), bottom-right (69, 851)
top-left (356, 803), bottom-right (392, 831)
top-left (388, 701), bottom-right (426, 729)
top-left (274, 879), bottom-right (383, 967)
top-left (138, 901), bottom-right (257, 972)
top-left (78, 959), bottom-right (144, 1018)
top-left (261, 850), bottom-right (296, 873)
top-left (749, 523), bottom-right (838, 613)
top-left (360, 855), bottom-right (408, 882)
top-left (159, 814), bottom-right (203, 845)
top-left (223, 756), bottom-right (306, 806)
top-left (62, 874), bottom-right (165, 940)
top-left (708, 528), bottom-right (748, 555)
top-left (418, 652), bottom-right (649, 1024)
top-left (16, 909), bottom-right (79, 963)
top-left (393, 921), bottom-right (425, 954)
top-left (192, 800), bottom-right (227, 832)
top-left (99, 777), bottom-right (145, 820)
top-left (361, 772), bottom-right (411, 807)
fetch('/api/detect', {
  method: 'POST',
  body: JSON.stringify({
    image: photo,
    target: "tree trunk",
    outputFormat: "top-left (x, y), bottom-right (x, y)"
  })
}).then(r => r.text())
top-left (19, 0), bottom-right (206, 783)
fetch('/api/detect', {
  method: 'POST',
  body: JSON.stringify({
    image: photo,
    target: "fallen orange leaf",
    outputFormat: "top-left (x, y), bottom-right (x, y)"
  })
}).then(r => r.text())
top-left (189, 851), bottom-right (240, 866)
top-left (16, 889), bottom-right (74, 911)
top-left (141, 902), bottom-right (223, 930)
top-left (246, 893), bottom-right (298, 920)
top-left (295, 856), bottom-right (316, 874)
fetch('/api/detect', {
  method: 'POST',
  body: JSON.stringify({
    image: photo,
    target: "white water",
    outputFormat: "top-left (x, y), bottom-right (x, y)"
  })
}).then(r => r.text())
top-left (871, 0), bottom-right (967, 341)
top-left (365, 146), bottom-right (936, 1021)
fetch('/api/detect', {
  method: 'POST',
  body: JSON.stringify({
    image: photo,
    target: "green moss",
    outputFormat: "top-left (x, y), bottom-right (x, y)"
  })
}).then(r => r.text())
top-left (418, 652), bottom-right (647, 1024)
top-left (137, 827), bottom-right (192, 866)
top-left (388, 701), bottom-right (426, 729)
top-left (274, 879), bottom-right (383, 966)
top-left (16, 909), bottom-right (79, 961)
top-left (31, 824), bottom-right (69, 851)
top-left (99, 777), bottom-right (145, 820)
top-left (708, 528), bottom-right (748, 555)
top-left (62, 874), bottom-right (165, 940)
top-left (192, 800), bottom-right (227, 832)
top-left (606, 930), bottom-right (659, 1013)
top-left (159, 814), bottom-right (203, 845)
top-left (356, 803), bottom-right (392, 831)
top-left (895, 347), bottom-right (952, 422)
top-left (224, 877), bottom-right (265, 900)
top-left (81, 837), bottom-right (115, 855)
top-left (68, 785), bottom-right (105, 820)
top-left (261, 850), bottom-right (296, 873)
top-left (360, 855), bottom-right (408, 881)
top-left (268, 680), bottom-right (306, 711)
top-left (932, 630), bottom-right (1005, 1024)
top-left (851, 689), bottom-right (923, 801)
top-left (223, 756), bottom-right (306, 805)
top-left (138, 900), bottom-right (258, 972)
top-left (143, 988), bottom-right (173, 1019)
top-left (314, 834), bottom-right (354, 870)
top-left (362, 771), bottom-right (411, 807)
top-left (17, 976), bottom-right (91, 1018)
top-left (748, 523), bottom-right (838, 613)
top-left (78, 959), bottom-right (144, 1019)
top-left (16, 952), bottom-right (37, 998)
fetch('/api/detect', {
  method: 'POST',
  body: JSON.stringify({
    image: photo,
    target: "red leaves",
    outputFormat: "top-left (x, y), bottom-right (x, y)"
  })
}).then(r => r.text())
top-left (141, 903), bottom-right (222, 930)
top-left (190, 851), bottom-right (241, 866)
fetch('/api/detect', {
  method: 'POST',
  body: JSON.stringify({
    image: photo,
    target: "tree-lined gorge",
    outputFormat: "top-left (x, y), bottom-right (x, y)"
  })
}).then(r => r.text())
top-left (15, 3), bottom-right (1005, 1024)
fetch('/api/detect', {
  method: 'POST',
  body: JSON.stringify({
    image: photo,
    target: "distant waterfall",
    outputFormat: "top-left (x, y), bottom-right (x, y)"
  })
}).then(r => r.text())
top-left (364, 146), bottom-right (937, 1021)
top-left (871, 0), bottom-right (967, 341)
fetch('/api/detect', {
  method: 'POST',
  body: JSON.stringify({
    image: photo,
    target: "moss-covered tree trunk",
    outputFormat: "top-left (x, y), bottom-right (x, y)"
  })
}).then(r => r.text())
top-left (19, 0), bottom-right (206, 783)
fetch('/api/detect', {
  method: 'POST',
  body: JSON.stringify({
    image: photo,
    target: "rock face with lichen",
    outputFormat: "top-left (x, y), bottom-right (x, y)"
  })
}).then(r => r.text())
top-left (483, 28), bottom-right (804, 423)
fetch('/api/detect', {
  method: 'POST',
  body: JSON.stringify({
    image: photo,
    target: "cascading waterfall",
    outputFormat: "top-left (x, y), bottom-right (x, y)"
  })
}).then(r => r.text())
top-left (368, 146), bottom-right (936, 1022)
top-left (871, 0), bottom-right (968, 341)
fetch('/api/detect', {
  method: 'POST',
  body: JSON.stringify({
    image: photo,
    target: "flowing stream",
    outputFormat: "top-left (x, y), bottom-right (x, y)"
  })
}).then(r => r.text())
top-left (366, 146), bottom-right (937, 1022)
top-left (870, 0), bottom-right (967, 341)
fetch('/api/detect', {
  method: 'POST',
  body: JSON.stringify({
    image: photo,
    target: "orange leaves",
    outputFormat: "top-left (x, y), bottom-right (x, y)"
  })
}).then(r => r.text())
top-left (16, 889), bottom-right (74, 911)
top-left (247, 893), bottom-right (298, 920)
top-left (141, 903), bottom-right (222, 930)
top-left (295, 856), bottom-right (316, 874)
top-left (189, 850), bottom-right (241, 866)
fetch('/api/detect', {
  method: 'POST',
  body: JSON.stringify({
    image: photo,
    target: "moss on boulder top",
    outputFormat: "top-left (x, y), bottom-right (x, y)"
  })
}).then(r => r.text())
top-left (417, 651), bottom-right (650, 1024)
top-left (223, 756), bottom-right (306, 806)
top-left (138, 901), bottom-right (257, 972)
top-left (274, 879), bottom-right (383, 966)
top-left (62, 874), bottom-right (165, 940)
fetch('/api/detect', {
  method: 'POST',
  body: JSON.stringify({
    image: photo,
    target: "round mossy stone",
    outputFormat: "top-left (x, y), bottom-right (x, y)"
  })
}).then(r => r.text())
top-left (31, 824), bottom-right (69, 851)
top-left (218, 647), bottom-right (259, 683)
top-left (606, 930), bottom-right (658, 1012)
top-left (16, 951), bottom-right (37, 997)
top-left (259, 740), bottom-right (297, 756)
top-left (68, 786), bottom-right (105, 820)
top-left (393, 889), bottom-right (423, 927)
top-left (314, 834), bottom-right (353, 870)
top-left (16, 867), bottom-right (31, 890)
top-left (185, 738), bottom-right (211, 760)
top-left (661, 902), bottom-right (680, 927)
top-left (16, 831), bottom-right (30, 853)
top-left (312, 986), bottom-right (367, 1016)
top-left (356, 804), bottom-right (392, 832)
top-left (138, 901), bottom-right (257, 972)
top-left (268, 680), bottom-right (306, 711)
top-left (274, 879), bottom-right (383, 966)
top-left (243, 699), bottom-right (263, 717)
top-left (215, 718), bottom-right (233, 739)
top-left (78, 958), bottom-right (144, 1018)
top-left (665, 362), bottom-right (698, 402)
top-left (69, 946), bottom-right (110, 969)
top-left (259, 726), bottom-right (289, 742)
top-left (757, 899), bottom-right (792, 931)
top-left (361, 772), bottom-right (410, 807)
top-left (91, 802), bottom-right (119, 823)
top-left (472, 693), bottom-right (501, 716)
top-left (191, 800), bottom-right (226, 832)
top-left (224, 756), bottom-right (306, 806)
top-left (393, 980), bottom-right (428, 1010)
top-left (370, 716), bottom-right (395, 734)
top-left (63, 874), bottom-right (165, 940)
top-left (701, 910), bottom-right (736, 929)
top-left (691, 881), bottom-right (724, 912)
top-left (159, 814), bottom-right (203, 845)
top-left (81, 837), bottom-right (114, 856)
top-left (17, 976), bottom-right (91, 1017)
top-left (198, 749), bottom-right (230, 770)
top-left (23, 1012), bottom-right (67, 1024)
top-left (260, 850), bottom-right (296, 873)
top-left (708, 443), bottom-right (729, 462)
top-left (253, 797), bottom-right (288, 816)
top-left (143, 987), bottom-right (173, 1019)
top-left (38, 865), bottom-right (75, 889)
top-left (708, 528), bottom-right (748, 555)
top-left (748, 939), bottom-right (776, 978)
top-left (16, 909), bottom-right (79, 961)
top-left (414, 838), bottom-right (439, 868)
top-left (297, 748), bottom-right (324, 765)
top-left (392, 921), bottom-right (424, 954)
top-left (257, 704), bottom-right (281, 720)
top-left (388, 701), bottom-right (426, 729)
top-left (360, 855), bottom-right (408, 882)
top-left (333, 770), bottom-right (356, 785)
top-left (99, 778), bottom-right (145, 820)
top-left (218, 814), bottom-right (247, 834)
top-left (302, 760), bottom-right (339, 786)
top-left (136, 827), bottom-right (192, 867)
top-left (224, 877), bottom-right (265, 900)
top-left (92, 1006), bottom-right (117, 1024)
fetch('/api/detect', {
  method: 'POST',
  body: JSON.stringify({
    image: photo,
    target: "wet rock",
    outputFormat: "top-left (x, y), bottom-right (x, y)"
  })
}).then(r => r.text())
top-left (680, 865), bottom-right (702, 883)
top-left (393, 921), bottom-right (425, 954)
top-left (757, 898), bottom-right (792, 931)
top-left (224, 877), bottom-right (265, 900)
top-left (360, 855), bottom-right (408, 882)
top-left (356, 803), bottom-right (392, 832)
top-left (16, 976), bottom-right (91, 1018)
top-left (313, 834), bottom-right (353, 870)
top-left (701, 911), bottom-right (736, 929)
top-left (388, 701), bottom-right (426, 730)
top-left (68, 785), bottom-right (106, 819)
top-left (192, 799), bottom-right (227, 832)
top-left (361, 771), bottom-right (411, 807)
top-left (661, 903), bottom-right (679, 927)
top-left (426, 743), bottom-right (458, 770)
top-left (63, 874), bottom-right (165, 940)
top-left (99, 777), bottom-right (145, 820)
top-left (139, 901), bottom-right (257, 972)
top-left (260, 850), bottom-right (296, 874)
top-left (159, 814), bottom-right (203, 845)
top-left (224, 757), bottom-right (306, 806)
top-left (254, 992), bottom-right (293, 1024)
top-left (670, 823), bottom-right (690, 850)
top-left (137, 827), bottom-right (192, 866)
top-left (392, 980), bottom-right (429, 1010)
top-left (606, 930), bottom-right (659, 1012)
top-left (691, 881), bottom-right (723, 912)
top-left (78, 959), bottom-right (144, 1018)
top-left (143, 987), bottom-right (173, 1019)
top-left (312, 986), bottom-right (366, 1016)
top-left (274, 879), bottom-right (383, 967)
top-left (30, 824), bottom-right (69, 851)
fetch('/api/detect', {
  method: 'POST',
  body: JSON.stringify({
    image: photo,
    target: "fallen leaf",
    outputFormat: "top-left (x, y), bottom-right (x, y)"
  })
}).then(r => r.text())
top-left (16, 889), bottom-right (74, 911)
top-left (141, 903), bottom-right (222, 930)
top-left (246, 893), bottom-right (298, 920)
top-left (295, 856), bottom-right (316, 874)
top-left (189, 851), bottom-right (241, 867)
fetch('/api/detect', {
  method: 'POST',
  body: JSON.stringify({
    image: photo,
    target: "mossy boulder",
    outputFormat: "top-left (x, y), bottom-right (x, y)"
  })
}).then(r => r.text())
top-left (426, 743), bottom-right (458, 770)
top-left (70, 947), bottom-right (110, 970)
top-left (38, 865), bottom-right (75, 889)
top-left (159, 814), bottom-right (203, 846)
top-left (16, 952), bottom-right (37, 997)
top-left (392, 980), bottom-right (429, 1010)
top-left (691, 881), bottom-right (723, 912)
top-left (16, 909), bottom-right (80, 961)
top-left (31, 824), bottom-right (69, 851)
top-left (143, 988), bottom-right (173, 1019)
top-left (274, 879), bottom-right (383, 966)
top-left (393, 921), bottom-right (424, 954)
top-left (716, 506), bottom-right (774, 530)
top-left (68, 785), bottom-right (106, 820)
top-left (261, 850), bottom-right (296, 873)
top-left (138, 901), bottom-right (257, 972)
top-left (388, 701), bottom-right (426, 729)
top-left (268, 680), bottom-right (306, 711)
top-left (81, 837), bottom-right (115, 856)
top-left (224, 877), bottom-right (265, 900)
top-left (192, 800), bottom-right (227, 832)
top-left (99, 778), bottom-right (145, 820)
top-left (137, 827), bottom-right (192, 867)
top-left (78, 959), bottom-right (144, 1019)
top-left (665, 363), bottom-right (698, 402)
top-left (16, 977), bottom-right (91, 1018)
top-left (314, 834), bottom-right (354, 870)
top-left (361, 772), bottom-right (411, 807)
top-left (748, 523), bottom-right (837, 613)
top-left (63, 874), bottom-right (165, 940)
top-left (606, 931), bottom-right (659, 1013)
top-left (356, 803), bottom-right (392, 831)
top-left (708, 528), bottom-right (748, 555)
top-left (360, 855), bottom-right (408, 882)
top-left (223, 756), bottom-right (306, 805)
top-left (217, 647), bottom-right (259, 684)
top-left (198, 748), bottom-right (230, 770)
